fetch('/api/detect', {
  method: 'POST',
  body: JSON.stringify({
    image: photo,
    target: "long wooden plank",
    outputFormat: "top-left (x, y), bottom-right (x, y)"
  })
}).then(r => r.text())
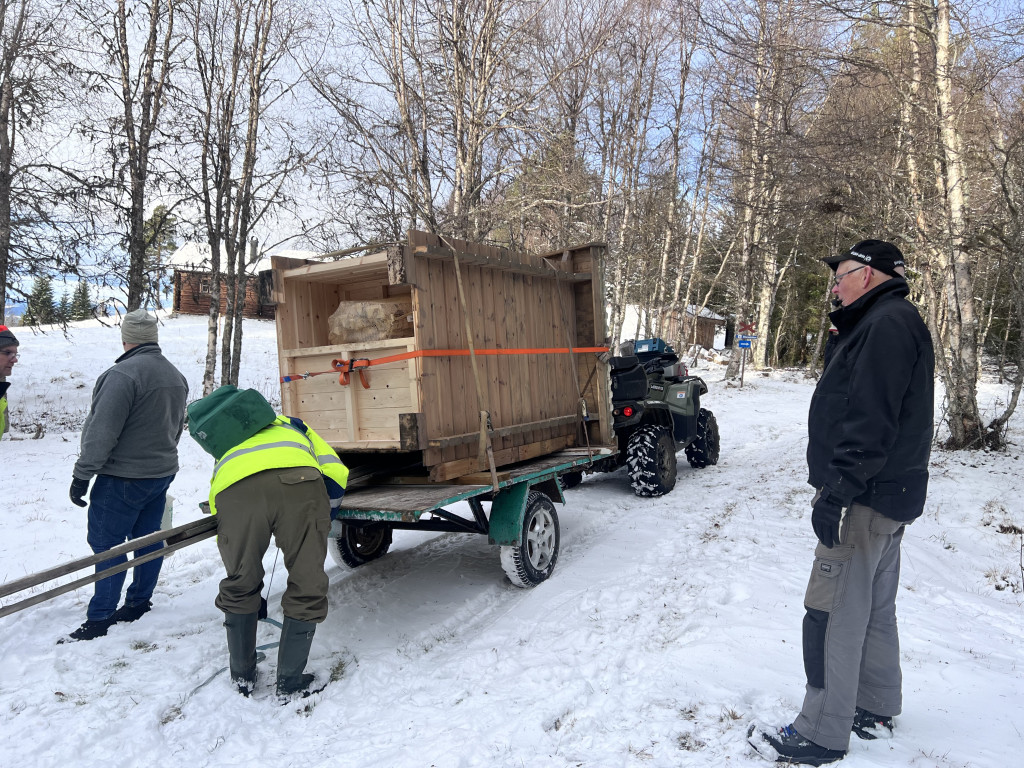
top-left (427, 414), bottom-right (578, 449)
top-left (0, 517), bottom-right (218, 600)
top-left (427, 434), bottom-right (577, 482)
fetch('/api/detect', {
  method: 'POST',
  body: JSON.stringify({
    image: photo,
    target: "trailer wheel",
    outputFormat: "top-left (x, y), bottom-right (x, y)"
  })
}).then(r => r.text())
top-left (500, 491), bottom-right (560, 588)
top-left (559, 471), bottom-right (583, 490)
top-left (330, 523), bottom-right (393, 569)
top-left (685, 408), bottom-right (721, 468)
top-left (627, 424), bottom-right (677, 496)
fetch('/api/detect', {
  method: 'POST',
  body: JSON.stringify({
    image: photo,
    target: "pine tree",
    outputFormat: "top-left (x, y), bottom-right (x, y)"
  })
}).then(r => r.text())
top-left (57, 291), bottom-right (71, 324)
top-left (24, 276), bottom-right (56, 326)
top-left (71, 281), bottom-right (93, 321)
top-left (145, 206), bottom-right (178, 307)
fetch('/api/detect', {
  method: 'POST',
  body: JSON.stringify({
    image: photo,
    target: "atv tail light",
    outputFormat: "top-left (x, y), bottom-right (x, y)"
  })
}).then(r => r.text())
top-left (622, 406), bottom-right (634, 417)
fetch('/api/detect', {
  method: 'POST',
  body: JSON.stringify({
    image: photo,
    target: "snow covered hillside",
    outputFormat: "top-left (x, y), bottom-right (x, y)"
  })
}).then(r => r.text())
top-left (1, 315), bottom-right (1022, 768)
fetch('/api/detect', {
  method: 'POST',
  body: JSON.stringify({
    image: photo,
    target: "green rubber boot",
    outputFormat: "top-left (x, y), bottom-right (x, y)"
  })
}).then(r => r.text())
top-left (276, 616), bottom-right (317, 696)
top-left (223, 611), bottom-right (259, 696)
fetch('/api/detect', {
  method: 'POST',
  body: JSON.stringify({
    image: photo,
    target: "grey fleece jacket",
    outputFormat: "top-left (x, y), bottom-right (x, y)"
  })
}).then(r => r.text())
top-left (74, 344), bottom-right (189, 480)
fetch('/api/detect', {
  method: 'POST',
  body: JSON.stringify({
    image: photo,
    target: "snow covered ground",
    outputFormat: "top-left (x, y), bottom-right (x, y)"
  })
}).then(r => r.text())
top-left (1, 314), bottom-right (1022, 768)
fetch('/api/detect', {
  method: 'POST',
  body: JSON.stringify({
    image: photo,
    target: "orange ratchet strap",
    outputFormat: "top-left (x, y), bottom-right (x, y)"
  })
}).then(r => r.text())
top-left (279, 346), bottom-right (610, 387)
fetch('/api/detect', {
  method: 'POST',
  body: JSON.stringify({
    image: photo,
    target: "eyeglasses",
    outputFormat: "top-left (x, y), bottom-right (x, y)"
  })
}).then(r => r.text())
top-left (0, 349), bottom-right (18, 359)
top-left (832, 265), bottom-right (866, 288)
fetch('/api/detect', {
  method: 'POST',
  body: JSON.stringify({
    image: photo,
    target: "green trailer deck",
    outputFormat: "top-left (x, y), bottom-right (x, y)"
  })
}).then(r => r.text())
top-left (329, 447), bottom-right (617, 587)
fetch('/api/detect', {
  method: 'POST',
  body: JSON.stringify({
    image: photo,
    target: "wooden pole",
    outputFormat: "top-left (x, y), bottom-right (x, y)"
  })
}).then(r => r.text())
top-left (0, 517), bottom-right (217, 619)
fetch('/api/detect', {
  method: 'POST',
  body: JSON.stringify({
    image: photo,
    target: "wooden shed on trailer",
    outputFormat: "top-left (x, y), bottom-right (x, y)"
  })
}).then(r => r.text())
top-left (273, 231), bottom-right (614, 482)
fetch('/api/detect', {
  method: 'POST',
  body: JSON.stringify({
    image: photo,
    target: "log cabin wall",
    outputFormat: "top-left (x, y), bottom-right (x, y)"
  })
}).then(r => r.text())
top-left (172, 270), bottom-right (276, 319)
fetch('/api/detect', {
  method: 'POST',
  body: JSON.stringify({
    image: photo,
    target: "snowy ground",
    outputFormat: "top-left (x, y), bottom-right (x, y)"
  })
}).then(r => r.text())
top-left (1, 314), bottom-right (1022, 768)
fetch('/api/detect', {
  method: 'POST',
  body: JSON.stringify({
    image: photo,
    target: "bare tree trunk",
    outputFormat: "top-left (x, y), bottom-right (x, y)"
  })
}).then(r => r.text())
top-left (112, 0), bottom-right (177, 310)
top-left (931, 0), bottom-right (983, 447)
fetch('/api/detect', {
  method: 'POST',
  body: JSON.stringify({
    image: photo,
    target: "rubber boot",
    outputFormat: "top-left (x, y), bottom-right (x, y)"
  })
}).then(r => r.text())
top-left (223, 611), bottom-right (259, 696)
top-left (276, 616), bottom-right (317, 696)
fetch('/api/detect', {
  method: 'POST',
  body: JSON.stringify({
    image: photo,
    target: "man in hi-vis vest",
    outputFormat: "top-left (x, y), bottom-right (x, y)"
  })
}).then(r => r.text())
top-left (207, 414), bottom-right (348, 697)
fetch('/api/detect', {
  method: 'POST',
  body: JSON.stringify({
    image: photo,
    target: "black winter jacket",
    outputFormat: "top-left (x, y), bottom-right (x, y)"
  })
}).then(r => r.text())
top-left (807, 279), bottom-right (934, 522)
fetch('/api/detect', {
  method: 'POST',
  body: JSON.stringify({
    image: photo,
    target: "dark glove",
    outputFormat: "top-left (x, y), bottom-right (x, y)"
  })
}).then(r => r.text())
top-left (811, 492), bottom-right (846, 549)
top-left (69, 477), bottom-right (90, 508)
top-left (258, 596), bottom-right (268, 620)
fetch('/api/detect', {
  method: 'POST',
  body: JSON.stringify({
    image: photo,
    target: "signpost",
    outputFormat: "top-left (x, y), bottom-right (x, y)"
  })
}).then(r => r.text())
top-left (737, 323), bottom-right (757, 388)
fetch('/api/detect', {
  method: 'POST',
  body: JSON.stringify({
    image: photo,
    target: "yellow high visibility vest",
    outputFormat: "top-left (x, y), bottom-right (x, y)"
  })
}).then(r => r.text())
top-left (209, 415), bottom-right (349, 514)
top-left (1, 394), bottom-right (8, 436)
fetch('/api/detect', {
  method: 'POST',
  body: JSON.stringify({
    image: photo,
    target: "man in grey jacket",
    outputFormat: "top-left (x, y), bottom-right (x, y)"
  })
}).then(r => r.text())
top-left (62, 310), bottom-right (189, 642)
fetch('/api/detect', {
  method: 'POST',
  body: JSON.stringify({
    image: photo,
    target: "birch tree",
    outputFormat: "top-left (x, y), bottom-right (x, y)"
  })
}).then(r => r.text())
top-left (0, 0), bottom-right (74, 310)
top-left (181, 0), bottom-right (317, 393)
top-left (75, 0), bottom-right (180, 311)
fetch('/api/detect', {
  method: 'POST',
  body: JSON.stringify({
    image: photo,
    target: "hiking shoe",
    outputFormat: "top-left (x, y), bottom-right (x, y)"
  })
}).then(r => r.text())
top-left (58, 617), bottom-right (116, 644)
top-left (852, 707), bottom-right (894, 740)
top-left (112, 601), bottom-right (152, 623)
top-left (748, 723), bottom-right (846, 765)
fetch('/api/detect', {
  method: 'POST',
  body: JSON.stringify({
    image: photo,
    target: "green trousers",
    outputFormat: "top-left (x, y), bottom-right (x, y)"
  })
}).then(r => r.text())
top-left (214, 467), bottom-right (331, 623)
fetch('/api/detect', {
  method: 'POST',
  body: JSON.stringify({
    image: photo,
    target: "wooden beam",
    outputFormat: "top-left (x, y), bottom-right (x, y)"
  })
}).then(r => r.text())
top-left (399, 412), bottom-right (426, 450)
top-left (427, 414), bottom-right (578, 449)
top-left (428, 434), bottom-right (576, 482)
top-left (414, 245), bottom-right (584, 281)
top-left (0, 518), bottom-right (218, 619)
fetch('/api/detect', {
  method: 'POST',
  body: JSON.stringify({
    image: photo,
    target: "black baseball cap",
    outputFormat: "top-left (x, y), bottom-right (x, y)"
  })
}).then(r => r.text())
top-left (823, 239), bottom-right (906, 278)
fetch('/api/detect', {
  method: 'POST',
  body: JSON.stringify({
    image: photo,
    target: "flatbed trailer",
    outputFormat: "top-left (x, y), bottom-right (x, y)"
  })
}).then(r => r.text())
top-left (328, 447), bottom-right (616, 587)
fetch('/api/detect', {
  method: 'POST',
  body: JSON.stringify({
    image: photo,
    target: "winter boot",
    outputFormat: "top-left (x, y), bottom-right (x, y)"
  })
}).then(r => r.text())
top-left (276, 616), bottom-right (317, 696)
top-left (223, 611), bottom-right (259, 696)
top-left (852, 707), bottom-right (894, 740)
top-left (58, 617), bottom-right (117, 644)
top-left (112, 600), bottom-right (152, 624)
top-left (747, 723), bottom-right (846, 766)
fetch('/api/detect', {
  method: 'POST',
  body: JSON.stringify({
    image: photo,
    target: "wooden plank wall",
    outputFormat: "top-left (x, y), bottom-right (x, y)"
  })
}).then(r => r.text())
top-left (279, 340), bottom-right (417, 446)
top-left (409, 231), bottom-right (595, 478)
top-left (273, 236), bottom-right (611, 478)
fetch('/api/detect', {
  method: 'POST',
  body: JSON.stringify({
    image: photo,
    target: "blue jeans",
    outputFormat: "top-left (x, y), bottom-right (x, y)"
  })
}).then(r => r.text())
top-left (86, 474), bottom-right (174, 621)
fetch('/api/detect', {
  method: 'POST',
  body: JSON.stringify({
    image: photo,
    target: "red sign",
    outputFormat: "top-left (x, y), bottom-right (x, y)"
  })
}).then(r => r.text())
top-left (739, 321), bottom-right (756, 334)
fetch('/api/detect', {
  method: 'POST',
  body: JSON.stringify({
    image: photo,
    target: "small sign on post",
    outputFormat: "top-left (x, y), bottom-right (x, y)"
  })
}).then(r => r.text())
top-left (738, 339), bottom-right (751, 349)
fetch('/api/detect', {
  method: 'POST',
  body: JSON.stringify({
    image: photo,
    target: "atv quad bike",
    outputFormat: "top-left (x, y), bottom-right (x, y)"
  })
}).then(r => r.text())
top-left (607, 338), bottom-right (720, 496)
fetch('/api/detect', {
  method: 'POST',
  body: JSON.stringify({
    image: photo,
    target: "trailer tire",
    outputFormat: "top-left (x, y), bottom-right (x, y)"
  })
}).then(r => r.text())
top-left (685, 408), bottom-right (720, 468)
top-left (330, 523), bottom-right (393, 569)
top-left (500, 491), bottom-right (559, 588)
top-left (559, 471), bottom-right (583, 490)
top-left (627, 424), bottom-right (677, 496)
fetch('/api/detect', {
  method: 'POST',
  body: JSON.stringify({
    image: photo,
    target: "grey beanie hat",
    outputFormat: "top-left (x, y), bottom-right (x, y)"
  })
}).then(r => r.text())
top-left (121, 309), bottom-right (159, 344)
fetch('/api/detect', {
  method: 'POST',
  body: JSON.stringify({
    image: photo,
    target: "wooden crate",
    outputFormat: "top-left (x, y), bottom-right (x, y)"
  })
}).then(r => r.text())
top-left (273, 231), bottom-right (613, 481)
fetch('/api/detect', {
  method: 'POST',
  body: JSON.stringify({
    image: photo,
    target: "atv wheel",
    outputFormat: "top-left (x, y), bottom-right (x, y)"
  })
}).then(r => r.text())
top-left (626, 425), bottom-right (677, 497)
top-left (559, 471), bottom-right (583, 490)
top-left (500, 491), bottom-right (560, 588)
top-left (686, 408), bottom-right (721, 468)
top-left (329, 523), bottom-right (393, 568)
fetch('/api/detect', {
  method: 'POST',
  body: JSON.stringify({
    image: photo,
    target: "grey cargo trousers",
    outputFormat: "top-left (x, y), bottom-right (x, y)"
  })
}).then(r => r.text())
top-left (214, 467), bottom-right (332, 623)
top-left (795, 502), bottom-right (907, 751)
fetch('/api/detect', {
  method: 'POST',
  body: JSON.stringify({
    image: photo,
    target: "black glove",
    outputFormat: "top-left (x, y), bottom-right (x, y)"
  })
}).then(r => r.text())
top-left (811, 492), bottom-right (846, 549)
top-left (69, 477), bottom-right (90, 508)
top-left (258, 596), bottom-right (268, 620)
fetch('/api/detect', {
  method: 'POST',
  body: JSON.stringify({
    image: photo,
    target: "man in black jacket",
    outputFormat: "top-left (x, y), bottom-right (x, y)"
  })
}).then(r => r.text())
top-left (750, 240), bottom-right (934, 765)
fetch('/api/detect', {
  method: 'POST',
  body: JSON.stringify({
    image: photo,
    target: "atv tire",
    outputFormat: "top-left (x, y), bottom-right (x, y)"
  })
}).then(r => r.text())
top-left (329, 523), bottom-right (393, 568)
top-left (626, 425), bottom-right (677, 497)
top-left (686, 408), bottom-right (720, 468)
